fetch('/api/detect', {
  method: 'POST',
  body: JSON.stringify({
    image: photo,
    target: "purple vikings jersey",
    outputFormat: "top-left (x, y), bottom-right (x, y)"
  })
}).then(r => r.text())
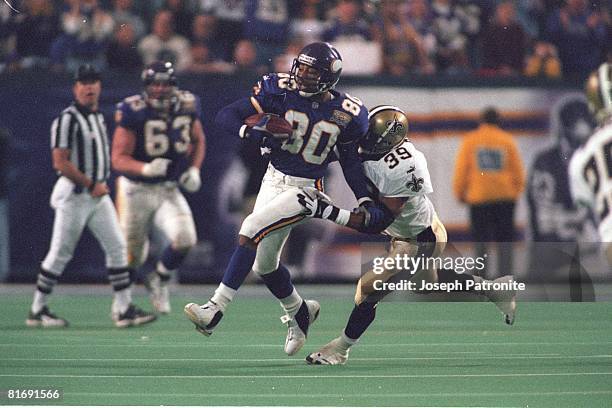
top-left (115, 91), bottom-right (201, 183)
top-left (251, 73), bottom-right (368, 179)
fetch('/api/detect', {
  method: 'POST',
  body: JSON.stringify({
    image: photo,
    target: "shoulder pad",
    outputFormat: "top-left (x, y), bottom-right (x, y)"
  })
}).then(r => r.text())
top-left (253, 73), bottom-right (295, 97)
top-left (121, 94), bottom-right (146, 112)
top-left (176, 90), bottom-right (198, 113)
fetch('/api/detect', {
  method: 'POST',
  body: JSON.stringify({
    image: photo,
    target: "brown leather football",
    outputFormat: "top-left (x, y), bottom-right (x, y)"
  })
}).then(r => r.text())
top-left (244, 113), bottom-right (293, 136)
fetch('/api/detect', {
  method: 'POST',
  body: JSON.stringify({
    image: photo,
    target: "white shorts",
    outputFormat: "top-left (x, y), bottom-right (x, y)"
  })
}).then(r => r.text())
top-left (116, 176), bottom-right (197, 267)
top-left (240, 164), bottom-right (323, 274)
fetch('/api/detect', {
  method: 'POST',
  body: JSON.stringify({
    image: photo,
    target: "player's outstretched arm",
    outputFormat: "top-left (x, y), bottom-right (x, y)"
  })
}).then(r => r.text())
top-left (336, 143), bottom-right (372, 205)
top-left (296, 188), bottom-right (397, 234)
top-left (215, 97), bottom-right (259, 138)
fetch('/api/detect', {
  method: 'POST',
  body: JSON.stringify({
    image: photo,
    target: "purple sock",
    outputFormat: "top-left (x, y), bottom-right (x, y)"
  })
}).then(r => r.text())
top-left (221, 245), bottom-right (257, 290)
top-left (260, 264), bottom-right (294, 299)
top-left (160, 246), bottom-right (188, 270)
top-left (344, 302), bottom-right (377, 340)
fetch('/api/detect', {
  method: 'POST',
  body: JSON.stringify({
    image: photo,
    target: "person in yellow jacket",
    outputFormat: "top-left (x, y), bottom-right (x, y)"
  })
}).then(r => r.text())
top-left (453, 107), bottom-right (525, 277)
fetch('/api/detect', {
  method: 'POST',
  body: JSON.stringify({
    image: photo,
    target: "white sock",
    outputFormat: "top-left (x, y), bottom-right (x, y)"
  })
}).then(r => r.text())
top-left (113, 287), bottom-right (132, 314)
top-left (340, 332), bottom-right (358, 350)
top-left (31, 290), bottom-right (47, 314)
top-left (279, 288), bottom-right (303, 317)
top-left (210, 283), bottom-right (236, 311)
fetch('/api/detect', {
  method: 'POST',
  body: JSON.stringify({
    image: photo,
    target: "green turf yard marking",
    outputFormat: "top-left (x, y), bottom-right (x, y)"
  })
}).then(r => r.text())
top-left (1, 292), bottom-right (611, 407)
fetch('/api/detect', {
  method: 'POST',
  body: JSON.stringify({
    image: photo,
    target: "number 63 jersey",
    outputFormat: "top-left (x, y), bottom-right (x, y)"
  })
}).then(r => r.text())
top-left (362, 139), bottom-right (435, 239)
top-left (115, 91), bottom-right (201, 183)
top-left (251, 73), bottom-right (368, 179)
top-left (569, 123), bottom-right (612, 242)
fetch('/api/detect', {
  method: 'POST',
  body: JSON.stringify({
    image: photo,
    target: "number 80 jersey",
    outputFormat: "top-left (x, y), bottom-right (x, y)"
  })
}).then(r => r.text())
top-left (251, 73), bottom-right (369, 179)
top-left (115, 91), bottom-right (201, 183)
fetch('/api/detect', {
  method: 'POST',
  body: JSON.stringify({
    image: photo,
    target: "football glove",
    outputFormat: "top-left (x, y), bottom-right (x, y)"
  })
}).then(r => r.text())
top-left (179, 166), bottom-right (201, 192)
top-left (142, 158), bottom-right (172, 178)
top-left (356, 200), bottom-right (395, 234)
top-left (297, 187), bottom-right (350, 226)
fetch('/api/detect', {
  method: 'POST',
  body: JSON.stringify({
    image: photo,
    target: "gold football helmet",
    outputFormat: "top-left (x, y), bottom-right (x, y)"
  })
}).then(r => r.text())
top-left (585, 63), bottom-right (612, 125)
top-left (359, 105), bottom-right (409, 155)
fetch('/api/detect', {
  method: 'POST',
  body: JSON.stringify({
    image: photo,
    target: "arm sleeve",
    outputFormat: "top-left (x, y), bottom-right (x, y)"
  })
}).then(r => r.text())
top-left (337, 142), bottom-right (372, 202)
top-left (50, 112), bottom-right (75, 149)
top-left (117, 102), bottom-right (138, 131)
top-left (214, 97), bottom-right (259, 138)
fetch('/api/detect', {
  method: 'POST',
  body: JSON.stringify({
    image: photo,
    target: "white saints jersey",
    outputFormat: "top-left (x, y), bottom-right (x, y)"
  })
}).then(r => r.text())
top-left (568, 121), bottom-right (612, 241)
top-left (363, 139), bottom-right (435, 239)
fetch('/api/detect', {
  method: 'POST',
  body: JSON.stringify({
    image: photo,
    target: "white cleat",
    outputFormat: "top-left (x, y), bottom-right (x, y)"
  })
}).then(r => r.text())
top-left (306, 337), bottom-right (350, 365)
top-left (26, 306), bottom-right (69, 328)
top-left (184, 301), bottom-right (223, 336)
top-left (486, 275), bottom-right (517, 325)
top-left (145, 272), bottom-right (171, 314)
top-left (282, 300), bottom-right (320, 356)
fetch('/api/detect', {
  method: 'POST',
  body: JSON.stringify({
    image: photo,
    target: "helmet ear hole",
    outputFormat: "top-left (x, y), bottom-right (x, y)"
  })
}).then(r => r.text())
top-left (359, 106), bottom-right (409, 155)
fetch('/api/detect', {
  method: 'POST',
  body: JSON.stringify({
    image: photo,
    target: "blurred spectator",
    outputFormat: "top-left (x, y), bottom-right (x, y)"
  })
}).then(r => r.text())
top-left (406, 0), bottom-right (437, 61)
top-left (111, 0), bottom-right (146, 40)
top-left (164, 0), bottom-right (196, 39)
top-left (373, 0), bottom-right (434, 76)
top-left (273, 37), bottom-right (303, 73)
top-left (12, 0), bottom-right (60, 70)
top-left (230, 38), bottom-right (267, 75)
top-left (480, 1), bottom-right (528, 76)
top-left (515, 0), bottom-right (547, 39)
top-left (322, 0), bottom-right (373, 43)
top-left (138, 9), bottom-right (191, 71)
top-left (106, 22), bottom-right (143, 72)
top-left (243, 0), bottom-right (289, 69)
top-left (430, 0), bottom-right (475, 74)
top-left (185, 42), bottom-right (233, 73)
top-left (0, 1), bottom-right (16, 71)
top-left (190, 13), bottom-right (224, 62)
top-left (290, 0), bottom-right (325, 45)
top-left (198, 0), bottom-right (245, 61)
top-left (453, 107), bottom-right (525, 278)
top-left (524, 40), bottom-right (561, 78)
top-left (50, 0), bottom-right (115, 71)
top-left (544, 0), bottom-right (607, 80)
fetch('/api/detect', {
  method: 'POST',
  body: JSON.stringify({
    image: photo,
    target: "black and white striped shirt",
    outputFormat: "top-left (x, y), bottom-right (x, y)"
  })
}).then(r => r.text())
top-left (50, 102), bottom-right (110, 185)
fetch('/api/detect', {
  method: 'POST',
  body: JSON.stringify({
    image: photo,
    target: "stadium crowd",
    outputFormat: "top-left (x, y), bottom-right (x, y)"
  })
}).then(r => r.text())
top-left (0, 0), bottom-right (610, 81)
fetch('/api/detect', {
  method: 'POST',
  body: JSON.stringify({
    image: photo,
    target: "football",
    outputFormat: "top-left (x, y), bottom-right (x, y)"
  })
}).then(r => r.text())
top-left (245, 113), bottom-right (293, 136)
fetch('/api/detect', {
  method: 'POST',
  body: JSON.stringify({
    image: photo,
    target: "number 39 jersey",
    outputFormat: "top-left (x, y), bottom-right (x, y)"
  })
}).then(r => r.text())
top-left (362, 139), bottom-right (435, 239)
top-left (251, 73), bottom-right (368, 179)
top-left (568, 123), bottom-right (612, 241)
top-left (115, 91), bottom-right (201, 183)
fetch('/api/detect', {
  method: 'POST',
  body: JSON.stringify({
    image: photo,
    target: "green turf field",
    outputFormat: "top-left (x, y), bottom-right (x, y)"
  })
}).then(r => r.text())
top-left (1, 286), bottom-right (611, 407)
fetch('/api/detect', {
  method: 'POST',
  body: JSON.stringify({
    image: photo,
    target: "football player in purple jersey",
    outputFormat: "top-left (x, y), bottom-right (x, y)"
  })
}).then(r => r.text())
top-left (112, 61), bottom-right (206, 315)
top-left (184, 42), bottom-right (390, 355)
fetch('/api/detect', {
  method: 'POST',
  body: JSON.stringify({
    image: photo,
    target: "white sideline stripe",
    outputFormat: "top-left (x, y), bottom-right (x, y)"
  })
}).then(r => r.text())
top-left (2, 355), bottom-right (611, 362)
top-left (64, 390), bottom-right (612, 398)
top-left (1, 372), bottom-right (611, 379)
top-left (1, 341), bottom-right (611, 348)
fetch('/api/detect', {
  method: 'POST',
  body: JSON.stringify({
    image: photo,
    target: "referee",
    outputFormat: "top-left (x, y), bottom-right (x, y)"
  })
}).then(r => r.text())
top-left (27, 65), bottom-right (156, 328)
